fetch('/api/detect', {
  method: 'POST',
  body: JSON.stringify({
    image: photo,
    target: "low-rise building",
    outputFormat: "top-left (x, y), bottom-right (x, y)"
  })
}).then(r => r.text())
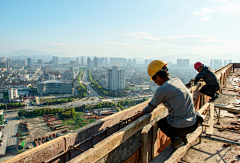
top-left (20, 74), bottom-right (29, 81)
top-left (62, 70), bottom-right (76, 80)
top-left (18, 88), bottom-right (31, 97)
top-left (37, 80), bottom-right (73, 95)
top-left (0, 88), bottom-right (19, 102)
top-left (0, 83), bottom-right (31, 89)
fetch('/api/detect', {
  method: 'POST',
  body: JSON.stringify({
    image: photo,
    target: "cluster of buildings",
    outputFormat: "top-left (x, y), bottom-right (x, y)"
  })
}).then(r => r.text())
top-left (87, 57), bottom-right (136, 68)
top-left (210, 59), bottom-right (232, 70)
top-left (0, 55), bottom-right (233, 102)
top-left (0, 56), bottom-right (80, 102)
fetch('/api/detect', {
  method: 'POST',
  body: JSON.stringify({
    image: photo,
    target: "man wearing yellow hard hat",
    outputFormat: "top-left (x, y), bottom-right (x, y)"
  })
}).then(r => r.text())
top-left (134, 60), bottom-right (202, 148)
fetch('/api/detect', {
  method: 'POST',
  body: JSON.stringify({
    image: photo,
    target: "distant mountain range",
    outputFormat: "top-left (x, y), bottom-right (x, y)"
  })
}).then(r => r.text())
top-left (0, 50), bottom-right (239, 65)
top-left (0, 50), bottom-right (66, 61)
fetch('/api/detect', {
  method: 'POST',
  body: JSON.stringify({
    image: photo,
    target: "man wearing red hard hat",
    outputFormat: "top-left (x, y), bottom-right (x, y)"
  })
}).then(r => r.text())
top-left (194, 62), bottom-right (220, 102)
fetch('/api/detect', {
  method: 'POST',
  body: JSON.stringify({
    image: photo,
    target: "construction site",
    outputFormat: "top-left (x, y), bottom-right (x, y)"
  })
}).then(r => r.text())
top-left (4, 63), bottom-right (240, 163)
top-left (18, 115), bottom-right (69, 151)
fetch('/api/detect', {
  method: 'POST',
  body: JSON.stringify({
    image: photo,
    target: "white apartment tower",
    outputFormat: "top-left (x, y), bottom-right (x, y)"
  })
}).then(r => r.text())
top-left (53, 56), bottom-right (59, 66)
top-left (106, 66), bottom-right (125, 91)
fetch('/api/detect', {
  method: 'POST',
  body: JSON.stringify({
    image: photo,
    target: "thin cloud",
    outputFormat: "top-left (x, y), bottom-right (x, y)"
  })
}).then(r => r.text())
top-left (125, 33), bottom-right (232, 45)
top-left (214, 5), bottom-right (240, 15)
top-left (125, 32), bottom-right (159, 41)
top-left (191, 8), bottom-right (214, 16)
top-left (199, 16), bottom-right (212, 21)
top-left (102, 42), bottom-right (138, 48)
top-left (212, 0), bottom-right (228, 3)
top-left (103, 42), bottom-right (123, 46)
top-left (159, 35), bottom-right (213, 40)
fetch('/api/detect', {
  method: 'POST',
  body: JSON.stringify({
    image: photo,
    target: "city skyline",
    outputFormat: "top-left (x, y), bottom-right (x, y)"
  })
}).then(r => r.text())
top-left (1, 0), bottom-right (240, 59)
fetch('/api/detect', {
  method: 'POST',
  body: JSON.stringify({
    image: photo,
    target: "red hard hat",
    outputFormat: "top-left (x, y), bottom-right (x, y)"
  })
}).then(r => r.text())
top-left (194, 62), bottom-right (203, 70)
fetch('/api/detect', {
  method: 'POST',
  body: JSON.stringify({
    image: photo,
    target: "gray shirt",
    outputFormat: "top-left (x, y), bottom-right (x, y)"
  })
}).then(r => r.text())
top-left (143, 77), bottom-right (196, 128)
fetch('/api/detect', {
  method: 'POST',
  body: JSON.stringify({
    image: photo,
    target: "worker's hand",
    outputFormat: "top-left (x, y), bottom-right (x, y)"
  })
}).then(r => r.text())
top-left (185, 82), bottom-right (192, 88)
top-left (185, 79), bottom-right (195, 88)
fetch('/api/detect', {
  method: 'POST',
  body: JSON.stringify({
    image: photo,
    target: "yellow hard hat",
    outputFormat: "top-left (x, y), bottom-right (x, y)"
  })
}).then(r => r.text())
top-left (147, 60), bottom-right (168, 80)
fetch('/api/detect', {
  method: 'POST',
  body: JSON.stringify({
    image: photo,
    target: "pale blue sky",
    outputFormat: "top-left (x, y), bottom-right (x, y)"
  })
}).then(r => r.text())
top-left (0, 0), bottom-right (240, 58)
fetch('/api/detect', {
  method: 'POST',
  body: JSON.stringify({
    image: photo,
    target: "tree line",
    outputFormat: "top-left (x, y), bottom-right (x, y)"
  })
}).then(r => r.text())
top-left (41, 98), bottom-right (74, 105)
top-left (77, 69), bottom-right (88, 98)
top-left (18, 107), bottom-right (76, 119)
top-left (0, 103), bottom-right (24, 109)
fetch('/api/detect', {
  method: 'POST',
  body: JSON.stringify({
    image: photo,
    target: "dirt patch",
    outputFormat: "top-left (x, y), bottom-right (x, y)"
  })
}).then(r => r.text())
top-left (19, 117), bottom-right (67, 149)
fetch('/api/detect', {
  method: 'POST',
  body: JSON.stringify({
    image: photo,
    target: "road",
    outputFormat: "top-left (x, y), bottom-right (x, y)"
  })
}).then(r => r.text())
top-left (0, 112), bottom-right (19, 162)
top-left (82, 70), bottom-right (100, 98)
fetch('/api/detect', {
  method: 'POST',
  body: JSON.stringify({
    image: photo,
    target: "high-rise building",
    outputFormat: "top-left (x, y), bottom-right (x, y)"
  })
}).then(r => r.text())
top-left (76, 58), bottom-right (79, 66)
top-left (182, 59), bottom-right (189, 67)
top-left (87, 57), bottom-right (91, 68)
top-left (70, 61), bottom-right (76, 67)
top-left (210, 59), bottom-right (213, 68)
top-left (177, 59), bottom-right (183, 67)
top-left (61, 57), bottom-right (70, 63)
top-left (53, 56), bottom-right (59, 66)
top-left (145, 59), bottom-right (148, 66)
top-left (106, 66), bottom-right (125, 91)
top-left (104, 57), bottom-right (108, 65)
top-left (99, 57), bottom-right (104, 66)
top-left (220, 59), bottom-right (222, 67)
top-left (224, 60), bottom-right (227, 66)
top-left (12, 60), bottom-right (26, 67)
top-left (37, 59), bottom-right (43, 64)
top-left (214, 59), bottom-right (220, 70)
top-left (1, 57), bottom-right (6, 62)
top-left (27, 58), bottom-right (31, 67)
top-left (110, 58), bottom-right (127, 66)
top-left (81, 57), bottom-right (84, 66)
top-left (228, 60), bottom-right (232, 63)
top-left (94, 57), bottom-right (98, 68)
top-left (0, 62), bottom-right (9, 69)
top-left (133, 59), bottom-right (136, 67)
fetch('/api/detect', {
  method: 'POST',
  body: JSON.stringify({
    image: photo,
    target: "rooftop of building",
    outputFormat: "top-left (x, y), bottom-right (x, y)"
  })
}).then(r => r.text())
top-left (39, 80), bottom-right (72, 84)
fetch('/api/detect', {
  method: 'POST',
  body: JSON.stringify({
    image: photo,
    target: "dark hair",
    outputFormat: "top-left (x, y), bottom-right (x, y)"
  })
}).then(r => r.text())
top-left (152, 66), bottom-right (169, 80)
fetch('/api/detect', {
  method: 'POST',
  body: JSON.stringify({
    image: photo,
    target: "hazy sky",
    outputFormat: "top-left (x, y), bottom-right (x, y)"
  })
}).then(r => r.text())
top-left (1, 0), bottom-right (240, 58)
